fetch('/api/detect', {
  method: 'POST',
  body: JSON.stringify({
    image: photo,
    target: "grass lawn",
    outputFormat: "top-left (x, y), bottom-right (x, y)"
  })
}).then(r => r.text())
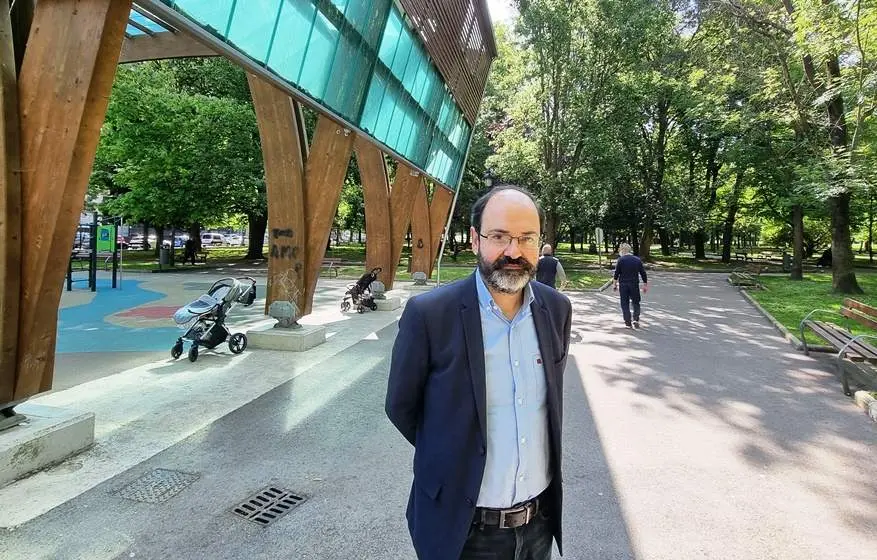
top-left (748, 273), bottom-right (877, 345)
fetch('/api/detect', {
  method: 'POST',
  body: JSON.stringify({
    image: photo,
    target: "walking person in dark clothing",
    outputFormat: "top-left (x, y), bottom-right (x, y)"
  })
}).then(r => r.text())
top-left (613, 243), bottom-right (649, 328)
top-left (536, 244), bottom-right (567, 289)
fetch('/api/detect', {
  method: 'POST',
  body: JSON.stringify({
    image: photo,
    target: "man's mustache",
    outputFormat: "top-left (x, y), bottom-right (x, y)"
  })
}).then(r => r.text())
top-left (494, 256), bottom-right (532, 269)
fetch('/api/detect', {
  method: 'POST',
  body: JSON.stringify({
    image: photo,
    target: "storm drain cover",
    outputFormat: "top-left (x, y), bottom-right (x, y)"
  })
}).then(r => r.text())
top-left (232, 486), bottom-right (306, 526)
top-left (113, 468), bottom-right (200, 504)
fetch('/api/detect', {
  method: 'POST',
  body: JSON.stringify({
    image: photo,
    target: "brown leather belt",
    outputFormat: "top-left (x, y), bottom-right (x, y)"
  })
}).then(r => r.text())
top-left (474, 495), bottom-right (542, 529)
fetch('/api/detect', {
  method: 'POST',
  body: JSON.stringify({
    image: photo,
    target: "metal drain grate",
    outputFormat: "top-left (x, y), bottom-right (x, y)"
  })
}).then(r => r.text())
top-left (113, 468), bottom-right (200, 504)
top-left (232, 486), bottom-right (306, 526)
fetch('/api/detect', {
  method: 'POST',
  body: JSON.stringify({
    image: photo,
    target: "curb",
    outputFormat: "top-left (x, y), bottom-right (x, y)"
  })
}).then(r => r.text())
top-left (737, 288), bottom-right (834, 354)
top-left (853, 391), bottom-right (877, 422)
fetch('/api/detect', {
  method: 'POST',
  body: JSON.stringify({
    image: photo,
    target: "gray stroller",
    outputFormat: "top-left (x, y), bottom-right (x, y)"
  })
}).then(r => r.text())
top-left (171, 277), bottom-right (257, 362)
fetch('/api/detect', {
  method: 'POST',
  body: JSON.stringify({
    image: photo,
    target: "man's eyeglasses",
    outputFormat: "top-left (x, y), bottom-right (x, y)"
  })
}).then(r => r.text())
top-left (478, 231), bottom-right (541, 250)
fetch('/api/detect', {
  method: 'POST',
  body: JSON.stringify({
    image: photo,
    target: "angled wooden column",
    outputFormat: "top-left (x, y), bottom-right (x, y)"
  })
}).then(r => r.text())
top-left (302, 116), bottom-right (354, 314)
top-left (247, 73), bottom-right (308, 315)
top-left (15, 0), bottom-right (130, 399)
top-left (428, 186), bottom-right (454, 277)
top-left (409, 182), bottom-right (432, 276)
top-left (0, 4), bottom-right (21, 405)
top-left (387, 163), bottom-right (422, 287)
top-left (355, 137), bottom-right (393, 287)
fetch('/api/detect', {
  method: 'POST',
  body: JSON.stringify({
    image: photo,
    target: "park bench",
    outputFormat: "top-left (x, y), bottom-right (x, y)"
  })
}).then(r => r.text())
top-left (728, 264), bottom-right (764, 288)
top-left (321, 258), bottom-right (341, 278)
top-left (733, 251), bottom-right (753, 262)
top-left (800, 298), bottom-right (877, 395)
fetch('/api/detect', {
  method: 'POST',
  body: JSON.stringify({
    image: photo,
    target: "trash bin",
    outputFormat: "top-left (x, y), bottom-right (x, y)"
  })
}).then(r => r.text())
top-left (159, 247), bottom-right (171, 266)
top-left (782, 251), bottom-right (791, 272)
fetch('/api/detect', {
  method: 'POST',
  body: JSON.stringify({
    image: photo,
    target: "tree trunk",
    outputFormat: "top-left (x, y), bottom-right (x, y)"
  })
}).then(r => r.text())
top-left (189, 222), bottom-right (201, 252)
top-left (154, 227), bottom-right (164, 258)
top-left (658, 227), bottom-right (671, 256)
top-left (791, 204), bottom-right (804, 280)
top-left (831, 192), bottom-right (863, 293)
top-left (569, 228), bottom-right (576, 253)
top-left (721, 169), bottom-right (745, 263)
top-left (544, 210), bottom-right (557, 250)
top-left (694, 229), bottom-right (706, 259)
top-left (638, 220), bottom-right (652, 259)
top-left (247, 213), bottom-right (267, 259)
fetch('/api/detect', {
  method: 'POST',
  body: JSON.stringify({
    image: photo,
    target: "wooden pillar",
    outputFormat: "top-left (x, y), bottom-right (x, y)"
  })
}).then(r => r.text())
top-left (387, 165), bottom-right (421, 288)
top-left (428, 186), bottom-right (454, 276)
top-left (302, 116), bottom-right (354, 314)
top-left (249, 76), bottom-right (353, 317)
top-left (358, 140), bottom-right (421, 288)
top-left (410, 182), bottom-right (432, 276)
top-left (0, 3), bottom-right (21, 406)
top-left (355, 137), bottom-right (392, 287)
top-left (14, 0), bottom-right (130, 400)
top-left (247, 74), bottom-right (308, 315)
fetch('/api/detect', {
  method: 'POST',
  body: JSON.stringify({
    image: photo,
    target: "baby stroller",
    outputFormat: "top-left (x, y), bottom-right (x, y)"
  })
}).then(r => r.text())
top-left (341, 267), bottom-right (382, 313)
top-left (171, 277), bottom-right (257, 362)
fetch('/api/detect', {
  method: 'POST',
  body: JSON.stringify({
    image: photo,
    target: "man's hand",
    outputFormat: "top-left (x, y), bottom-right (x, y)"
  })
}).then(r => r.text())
top-left (613, 281), bottom-right (618, 291)
top-left (642, 282), bottom-right (649, 294)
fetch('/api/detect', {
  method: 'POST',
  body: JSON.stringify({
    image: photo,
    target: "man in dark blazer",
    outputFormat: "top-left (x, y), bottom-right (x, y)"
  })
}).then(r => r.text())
top-left (386, 185), bottom-right (572, 560)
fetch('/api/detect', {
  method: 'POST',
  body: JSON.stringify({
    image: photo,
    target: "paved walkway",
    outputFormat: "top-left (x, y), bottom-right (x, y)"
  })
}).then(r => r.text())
top-left (1, 273), bottom-right (874, 559)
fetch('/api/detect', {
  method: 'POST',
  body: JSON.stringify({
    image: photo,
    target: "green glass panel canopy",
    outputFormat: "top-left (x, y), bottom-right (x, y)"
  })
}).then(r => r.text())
top-left (147, 0), bottom-right (474, 189)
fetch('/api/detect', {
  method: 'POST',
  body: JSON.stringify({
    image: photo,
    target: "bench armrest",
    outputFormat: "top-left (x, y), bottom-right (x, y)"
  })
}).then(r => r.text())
top-left (799, 308), bottom-right (844, 329)
top-left (836, 334), bottom-right (877, 360)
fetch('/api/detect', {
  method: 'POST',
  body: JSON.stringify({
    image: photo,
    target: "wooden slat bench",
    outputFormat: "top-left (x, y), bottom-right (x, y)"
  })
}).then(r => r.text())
top-left (321, 258), bottom-right (341, 278)
top-left (728, 264), bottom-right (764, 288)
top-left (800, 298), bottom-right (877, 395)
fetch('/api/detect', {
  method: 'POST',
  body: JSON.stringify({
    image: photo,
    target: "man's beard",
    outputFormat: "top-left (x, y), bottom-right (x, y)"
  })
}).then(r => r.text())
top-left (478, 253), bottom-right (536, 294)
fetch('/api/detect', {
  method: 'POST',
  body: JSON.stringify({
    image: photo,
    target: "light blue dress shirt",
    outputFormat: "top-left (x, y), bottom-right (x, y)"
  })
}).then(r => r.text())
top-left (475, 272), bottom-right (551, 508)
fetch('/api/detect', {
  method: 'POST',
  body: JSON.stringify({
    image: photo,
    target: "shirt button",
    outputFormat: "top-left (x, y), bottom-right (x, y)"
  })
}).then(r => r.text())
top-left (520, 437), bottom-right (526, 444)
top-left (517, 398), bottom-right (523, 406)
top-left (514, 361), bottom-right (519, 367)
top-left (518, 475), bottom-right (525, 482)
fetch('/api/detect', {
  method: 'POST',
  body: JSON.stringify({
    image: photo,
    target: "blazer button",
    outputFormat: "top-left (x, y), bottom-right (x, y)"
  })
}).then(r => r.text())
top-left (479, 446), bottom-right (486, 456)
top-left (466, 498), bottom-right (474, 506)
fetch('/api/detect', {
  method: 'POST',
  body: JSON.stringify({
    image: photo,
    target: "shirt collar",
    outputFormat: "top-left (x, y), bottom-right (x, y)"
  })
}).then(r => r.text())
top-left (475, 269), bottom-right (536, 313)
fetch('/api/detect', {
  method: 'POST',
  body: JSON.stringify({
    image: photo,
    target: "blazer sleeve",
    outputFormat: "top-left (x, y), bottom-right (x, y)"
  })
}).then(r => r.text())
top-left (385, 298), bottom-right (430, 446)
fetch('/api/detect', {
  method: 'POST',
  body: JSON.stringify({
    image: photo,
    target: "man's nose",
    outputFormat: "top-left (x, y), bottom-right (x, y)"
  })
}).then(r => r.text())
top-left (503, 239), bottom-right (523, 258)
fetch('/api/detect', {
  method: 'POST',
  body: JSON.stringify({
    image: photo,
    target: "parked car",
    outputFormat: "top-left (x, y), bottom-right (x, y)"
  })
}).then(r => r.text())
top-left (227, 234), bottom-right (244, 246)
top-left (201, 232), bottom-right (225, 246)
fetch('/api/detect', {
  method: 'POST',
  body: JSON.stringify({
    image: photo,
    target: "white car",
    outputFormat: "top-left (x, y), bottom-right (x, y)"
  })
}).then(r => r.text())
top-left (201, 233), bottom-right (225, 246)
top-left (227, 234), bottom-right (244, 246)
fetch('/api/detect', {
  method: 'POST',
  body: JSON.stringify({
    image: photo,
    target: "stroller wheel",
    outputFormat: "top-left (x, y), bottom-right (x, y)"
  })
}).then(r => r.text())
top-left (366, 300), bottom-right (378, 311)
top-left (341, 300), bottom-right (351, 313)
top-left (357, 305), bottom-right (364, 314)
top-left (171, 343), bottom-right (183, 360)
top-left (188, 345), bottom-right (199, 362)
top-left (229, 333), bottom-right (247, 354)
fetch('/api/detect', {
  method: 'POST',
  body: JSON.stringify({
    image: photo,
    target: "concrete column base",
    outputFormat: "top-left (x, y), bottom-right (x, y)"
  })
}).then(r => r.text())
top-left (375, 296), bottom-right (401, 311)
top-left (0, 404), bottom-right (95, 488)
top-left (247, 323), bottom-right (327, 352)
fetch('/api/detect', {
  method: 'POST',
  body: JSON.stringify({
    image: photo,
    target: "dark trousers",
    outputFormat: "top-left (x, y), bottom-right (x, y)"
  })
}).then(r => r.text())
top-left (460, 511), bottom-right (553, 560)
top-left (619, 282), bottom-right (641, 325)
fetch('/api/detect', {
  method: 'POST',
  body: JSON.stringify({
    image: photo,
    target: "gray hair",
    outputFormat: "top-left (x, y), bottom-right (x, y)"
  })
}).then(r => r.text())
top-left (619, 243), bottom-right (632, 255)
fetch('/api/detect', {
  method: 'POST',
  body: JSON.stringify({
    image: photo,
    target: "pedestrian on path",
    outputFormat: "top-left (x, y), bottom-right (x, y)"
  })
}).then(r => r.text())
top-left (536, 243), bottom-right (567, 290)
top-left (613, 243), bottom-right (649, 328)
top-left (386, 185), bottom-right (572, 560)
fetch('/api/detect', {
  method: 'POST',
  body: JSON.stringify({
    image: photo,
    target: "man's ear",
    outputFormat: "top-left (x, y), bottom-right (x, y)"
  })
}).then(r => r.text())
top-left (470, 226), bottom-right (478, 254)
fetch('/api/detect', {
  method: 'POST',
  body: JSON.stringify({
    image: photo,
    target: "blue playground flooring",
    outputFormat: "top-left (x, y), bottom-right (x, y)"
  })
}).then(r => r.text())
top-left (57, 279), bottom-right (181, 354)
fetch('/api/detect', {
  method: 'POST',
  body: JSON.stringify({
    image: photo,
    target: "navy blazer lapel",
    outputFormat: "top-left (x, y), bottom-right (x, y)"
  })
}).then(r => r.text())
top-left (460, 274), bottom-right (488, 440)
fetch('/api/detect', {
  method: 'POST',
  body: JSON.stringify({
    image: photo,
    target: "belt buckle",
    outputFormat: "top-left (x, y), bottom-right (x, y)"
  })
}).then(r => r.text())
top-left (498, 503), bottom-right (531, 529)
